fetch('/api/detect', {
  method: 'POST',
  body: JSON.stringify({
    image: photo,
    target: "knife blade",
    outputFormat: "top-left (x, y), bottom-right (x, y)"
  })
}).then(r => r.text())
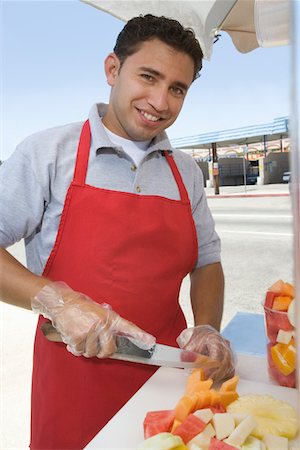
top-left (41, 322), bottom-right (220, 370)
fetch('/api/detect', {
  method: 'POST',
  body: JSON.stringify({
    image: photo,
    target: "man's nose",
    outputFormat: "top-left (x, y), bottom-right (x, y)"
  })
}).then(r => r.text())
top-left (148, 86), bottom-right (169, 113)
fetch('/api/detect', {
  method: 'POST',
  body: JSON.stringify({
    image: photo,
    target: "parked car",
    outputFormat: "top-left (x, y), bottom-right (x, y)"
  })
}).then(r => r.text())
top-left (282, 171), bottom-right (291, 183)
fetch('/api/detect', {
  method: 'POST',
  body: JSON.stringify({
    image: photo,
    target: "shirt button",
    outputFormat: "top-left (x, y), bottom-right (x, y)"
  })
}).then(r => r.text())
top-left (136, 186), bottom-right (141, 193)
top-left (131, 164), bottom-right (137, 171)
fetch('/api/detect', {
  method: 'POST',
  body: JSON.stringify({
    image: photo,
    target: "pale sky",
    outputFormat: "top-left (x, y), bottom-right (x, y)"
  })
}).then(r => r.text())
top-left (2, 0), bottom-right (291, 160)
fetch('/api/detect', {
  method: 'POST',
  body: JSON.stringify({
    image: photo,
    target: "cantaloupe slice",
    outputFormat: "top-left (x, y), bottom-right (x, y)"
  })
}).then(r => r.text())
top-left (219, 391), bottom-right (239, 407)
top-left (272, 295), bottom-right (293, 311)
top-left (268, 280), bottom-right (295, 298)
top-left (175, 394), bottom-right (198, 422)
top-left (219, 375), bottom-right (240, 392)
top-left (171, 419), bottom-right (182, 433)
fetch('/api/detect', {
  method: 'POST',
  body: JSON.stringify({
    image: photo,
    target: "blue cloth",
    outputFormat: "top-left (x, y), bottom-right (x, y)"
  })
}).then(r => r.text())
top-left (222, 312), bottom-right (267, 356)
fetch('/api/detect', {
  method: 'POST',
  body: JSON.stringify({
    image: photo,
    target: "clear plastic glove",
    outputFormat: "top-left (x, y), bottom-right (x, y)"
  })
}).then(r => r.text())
top-left (31, 281), bottom-right (156, 358)
top-left (177, 325), bottom-right (236, 382)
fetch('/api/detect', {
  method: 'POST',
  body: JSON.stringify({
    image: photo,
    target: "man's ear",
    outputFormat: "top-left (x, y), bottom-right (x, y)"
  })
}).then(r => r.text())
top-left (104, 53), bottom-right (121, 86)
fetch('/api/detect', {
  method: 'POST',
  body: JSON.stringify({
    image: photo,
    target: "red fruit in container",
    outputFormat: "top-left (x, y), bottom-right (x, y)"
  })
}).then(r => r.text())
top-left (264, 304), bottom-right (293, 343)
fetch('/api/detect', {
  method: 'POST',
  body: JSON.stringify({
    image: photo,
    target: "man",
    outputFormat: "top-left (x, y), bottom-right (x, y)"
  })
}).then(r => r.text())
top-left (0, 14), bottom-right (233, 449)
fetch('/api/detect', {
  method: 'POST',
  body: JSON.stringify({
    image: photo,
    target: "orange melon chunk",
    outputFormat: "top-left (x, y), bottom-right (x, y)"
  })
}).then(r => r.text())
top-left (185, 369), bottom-right (206, 394)
top-left (219, 375), bottom-right (240, 392)
top-left (272, 295), bottom-right (293, 311)
top-left (175, 394), bottom-right (198, 422)
top-left (219, 390), bottom-right (239, 407)
top-left (171, 419), bottom-right (182, 433)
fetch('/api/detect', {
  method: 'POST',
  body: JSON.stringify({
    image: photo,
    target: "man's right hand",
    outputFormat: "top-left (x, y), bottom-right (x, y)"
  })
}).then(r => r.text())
top-left (32, 281), bottom-right (156, 358)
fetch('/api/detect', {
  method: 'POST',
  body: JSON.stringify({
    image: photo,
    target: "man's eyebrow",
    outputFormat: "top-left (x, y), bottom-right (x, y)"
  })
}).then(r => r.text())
top-left (139, 66), bottom-right (189, 92)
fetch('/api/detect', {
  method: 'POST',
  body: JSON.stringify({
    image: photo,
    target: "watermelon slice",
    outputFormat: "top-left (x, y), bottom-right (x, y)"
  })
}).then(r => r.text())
top-left (173, 413), bottom-right (206, 444)
top-left (209, 437), bottom-right (238, 449)
top-left (143, 410), bottom-right (175, 439)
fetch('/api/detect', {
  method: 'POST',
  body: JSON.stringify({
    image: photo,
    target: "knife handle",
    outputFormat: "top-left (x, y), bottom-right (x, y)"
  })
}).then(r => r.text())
top-left (40, 322), bottom-right (155, 358)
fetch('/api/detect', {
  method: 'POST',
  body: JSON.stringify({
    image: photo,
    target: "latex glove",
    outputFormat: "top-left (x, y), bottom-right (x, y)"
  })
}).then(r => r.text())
top-left (177, 325), bottom-right (236, 382)
top-left (31, 281), bottom-right (156, 358)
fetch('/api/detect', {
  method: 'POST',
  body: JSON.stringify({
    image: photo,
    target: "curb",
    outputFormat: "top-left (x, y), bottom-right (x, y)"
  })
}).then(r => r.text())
top-left (206, 193), bottom-right (290, 199)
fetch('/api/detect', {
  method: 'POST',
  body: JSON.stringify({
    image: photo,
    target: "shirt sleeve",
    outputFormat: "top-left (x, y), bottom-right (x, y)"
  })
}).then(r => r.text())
top-left (190, 161), bottom-right (221, 268)
top-left (0, 141), bottom-right (47, 248)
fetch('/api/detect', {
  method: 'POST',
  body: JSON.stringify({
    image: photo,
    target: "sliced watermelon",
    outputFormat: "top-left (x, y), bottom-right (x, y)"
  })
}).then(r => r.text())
top-left (209, 437), bottom-right (239, 449)
top-left (172, 413), bottom-right (206, 443)
top-left (143, 410), bottom-right (175, 439)
top-left (264, 306), bottom-right (293, 342)
top-left (264, 291), bottom-right (276, 308)
top-left (209, 404), bottom-right (226, 414)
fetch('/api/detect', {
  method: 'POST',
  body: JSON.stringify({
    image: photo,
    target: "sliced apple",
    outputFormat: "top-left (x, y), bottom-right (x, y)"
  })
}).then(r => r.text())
top-left (193, 409), bottom-right (213, 424)
top-left (224, 415), bottom-right (256, 447)
top-left (187, 423), bottom-right (215, 449)
top-left (212, 413), bottom-right (235, 441)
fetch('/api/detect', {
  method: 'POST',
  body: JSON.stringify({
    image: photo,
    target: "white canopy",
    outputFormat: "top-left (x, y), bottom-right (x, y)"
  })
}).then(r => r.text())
top-left (80, 0), bottom-right (290, 59)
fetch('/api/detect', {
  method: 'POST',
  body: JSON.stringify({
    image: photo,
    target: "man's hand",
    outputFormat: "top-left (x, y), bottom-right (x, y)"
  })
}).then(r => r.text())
top-left (177, 325), bottom-right (235, 382)
top-left (32, 281), bottom-right (156, 358)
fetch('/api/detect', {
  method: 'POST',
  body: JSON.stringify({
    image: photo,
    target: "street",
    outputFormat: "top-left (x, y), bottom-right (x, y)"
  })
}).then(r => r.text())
top-left (209, 195), bottom-right (294, 325)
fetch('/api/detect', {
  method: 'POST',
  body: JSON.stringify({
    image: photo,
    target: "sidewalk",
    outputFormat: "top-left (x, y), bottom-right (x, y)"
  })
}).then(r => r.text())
top-left (205, 182), bottom-right (290, 198)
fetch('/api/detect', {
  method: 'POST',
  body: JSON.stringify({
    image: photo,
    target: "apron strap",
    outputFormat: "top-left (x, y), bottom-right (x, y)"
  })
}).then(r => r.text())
top-left (73, 120), bottom-right (91, 186)
top-left (163, 150), bottom-right (190, 204)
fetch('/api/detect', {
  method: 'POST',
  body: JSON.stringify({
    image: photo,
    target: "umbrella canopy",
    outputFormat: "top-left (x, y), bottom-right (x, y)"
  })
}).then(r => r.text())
top-left (80, 0), bottom-right (290, 59)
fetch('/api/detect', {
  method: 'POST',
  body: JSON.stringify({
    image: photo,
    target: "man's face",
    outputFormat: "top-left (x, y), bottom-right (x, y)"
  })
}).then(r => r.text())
top-left (103, 38), bottom-right (195, 141)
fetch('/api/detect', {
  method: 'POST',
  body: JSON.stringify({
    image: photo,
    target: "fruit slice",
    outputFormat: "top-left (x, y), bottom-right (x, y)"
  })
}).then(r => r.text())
top-left (287, 299), bottom-right (296, 326)
top-left (219, 375), bottom-right (240, 392)
top-left (270, 343), bottom-right (295, 375)
top-left (173, 414), bottom-right (206, 444)
top-left (272, 295), bottom-right (293, 311)
top-left (187, 423), bottom-right (215, 448)
top-left (137, 432), bottom-right (186, 450)
top-left (276, 329), bottom-right (294, 344)
top-left (242, 436), bottom-right (266, 449)
top-left (268, 280), bottom-right (295, 297)
top-left (143, 410), bottom-right (175, 439)
top-left (212, 413), bottom-right (235, 440)
top-left (224, 415), bottom-right (256, 447)
top-left (262, 433), bottom-right (288, 450)
top-left (227, 394), bottom-right (298, 439)
top-left (208, 437), bottom-right (238, 449)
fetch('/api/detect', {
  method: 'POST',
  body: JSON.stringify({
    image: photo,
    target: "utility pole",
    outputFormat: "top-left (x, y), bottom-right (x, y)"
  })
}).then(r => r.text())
top-left (212, 142), bottom-right (219, 195)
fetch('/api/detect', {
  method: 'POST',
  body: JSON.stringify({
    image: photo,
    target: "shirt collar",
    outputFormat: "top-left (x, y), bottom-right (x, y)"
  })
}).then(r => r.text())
top-left (88, 103), bottom-right (174, 155)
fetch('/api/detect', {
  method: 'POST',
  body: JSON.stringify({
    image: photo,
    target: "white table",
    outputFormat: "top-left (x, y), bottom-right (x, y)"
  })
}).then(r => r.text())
top-left (85, 353), bottom-right (299, 449)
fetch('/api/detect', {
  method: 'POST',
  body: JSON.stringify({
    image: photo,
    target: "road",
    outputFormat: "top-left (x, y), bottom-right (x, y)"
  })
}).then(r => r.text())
top-left (1, 191), bottom-right (294, 449)
top-left (209, 195), bottom-right (294, 325)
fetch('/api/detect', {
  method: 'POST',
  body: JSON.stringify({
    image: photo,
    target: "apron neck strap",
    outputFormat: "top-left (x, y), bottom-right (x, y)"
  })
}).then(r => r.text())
top-left (163, 150), bottom-right (190, 204)
top-left (73, 120), bottom-right (91, 186)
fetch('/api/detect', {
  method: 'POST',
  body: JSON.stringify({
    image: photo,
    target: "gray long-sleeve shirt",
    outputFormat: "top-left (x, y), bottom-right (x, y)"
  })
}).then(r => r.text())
top-left (0, 103), bottom-right (221, 275)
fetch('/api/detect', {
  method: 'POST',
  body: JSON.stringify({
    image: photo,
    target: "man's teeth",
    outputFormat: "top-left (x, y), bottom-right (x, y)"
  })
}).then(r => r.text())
top-left (141, 111), bottom-right (160, 122)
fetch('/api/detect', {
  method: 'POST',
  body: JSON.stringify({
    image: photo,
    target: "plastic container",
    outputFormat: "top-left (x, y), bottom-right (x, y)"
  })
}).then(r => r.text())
top-left (263, 299), bottom-right (296, 388)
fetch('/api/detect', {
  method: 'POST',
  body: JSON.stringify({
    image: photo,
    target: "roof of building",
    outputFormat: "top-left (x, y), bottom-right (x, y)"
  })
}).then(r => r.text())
top-left (170, 116), bottom-right (289, 150)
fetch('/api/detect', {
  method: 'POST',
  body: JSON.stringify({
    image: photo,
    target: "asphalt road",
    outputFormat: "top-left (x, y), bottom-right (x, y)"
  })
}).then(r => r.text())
top-left (209, 195), bottom-right (294, 325)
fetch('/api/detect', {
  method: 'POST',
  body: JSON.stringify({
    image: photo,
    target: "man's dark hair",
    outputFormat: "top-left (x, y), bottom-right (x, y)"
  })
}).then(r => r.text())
top-left (114, 14), bottom-right (203, 81)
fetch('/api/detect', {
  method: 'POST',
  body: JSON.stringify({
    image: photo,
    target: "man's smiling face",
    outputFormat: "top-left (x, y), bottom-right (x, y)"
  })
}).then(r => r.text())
top-left (103, 38), bottom-right (195, 141)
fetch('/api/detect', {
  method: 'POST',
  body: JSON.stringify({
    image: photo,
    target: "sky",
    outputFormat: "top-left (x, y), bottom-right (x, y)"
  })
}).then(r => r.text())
top-left (1, 0), bottom-right (292, 160)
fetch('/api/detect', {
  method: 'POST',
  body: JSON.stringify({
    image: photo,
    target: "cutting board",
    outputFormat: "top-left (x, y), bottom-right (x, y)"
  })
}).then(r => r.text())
top-left (85, 367), bottom-right (299, 449)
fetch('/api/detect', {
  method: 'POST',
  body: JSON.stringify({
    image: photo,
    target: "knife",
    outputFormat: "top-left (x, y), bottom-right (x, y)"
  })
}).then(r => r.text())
top-left (41, 322), bottom-right (220, 370)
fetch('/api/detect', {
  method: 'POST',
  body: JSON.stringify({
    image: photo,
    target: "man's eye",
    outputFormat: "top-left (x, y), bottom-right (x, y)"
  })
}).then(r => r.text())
top-left (172, 87), bottom-right (184, 97)
top-left (141, 74), bottom-right (154, 82)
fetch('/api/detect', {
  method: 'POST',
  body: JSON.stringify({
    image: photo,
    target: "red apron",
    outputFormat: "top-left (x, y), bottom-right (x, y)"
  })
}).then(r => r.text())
top-left (30, 120), bottom-right (198, 449)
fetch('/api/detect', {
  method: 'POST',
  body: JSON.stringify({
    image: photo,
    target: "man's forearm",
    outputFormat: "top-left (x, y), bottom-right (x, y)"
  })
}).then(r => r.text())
top-left (0, 247), bottom-right (49, 309)
top-left (190, 262), bottom-right (224, 331)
